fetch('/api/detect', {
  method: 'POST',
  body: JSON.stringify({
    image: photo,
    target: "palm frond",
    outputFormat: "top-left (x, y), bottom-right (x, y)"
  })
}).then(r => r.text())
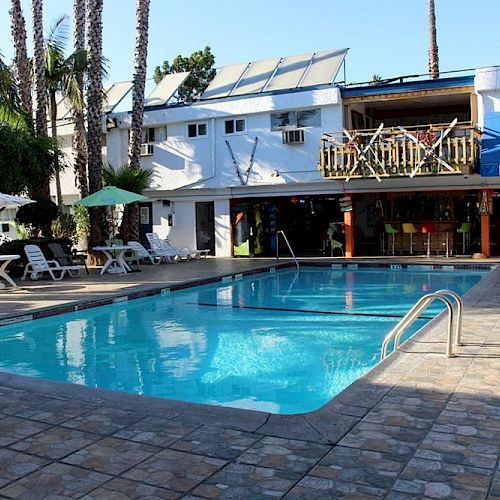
top-left (45, 14), bottom-right (69, 49)
top-left (103, 163), bottom-right (153, 193)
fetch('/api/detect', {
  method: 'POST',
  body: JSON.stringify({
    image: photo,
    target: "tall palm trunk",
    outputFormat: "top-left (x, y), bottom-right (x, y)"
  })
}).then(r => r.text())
top-left (49, 90), bottom-right (62, 206)
top-left (125, 0), bottom-right (150, 242)
top-left (9, 0), bottom-right (32, 127)
top-left (32, 0), bottom-right (48, 138)
top-left (128, 0), bottom-right (150, 170)
top-left (73, 0), bottom-right (88, 198)
top-left (86, 0), bottom-right (106, 252)
top-left (31, 0), bottom-right (51, 205)
top-left (428, 0), bottom-right (439, 79)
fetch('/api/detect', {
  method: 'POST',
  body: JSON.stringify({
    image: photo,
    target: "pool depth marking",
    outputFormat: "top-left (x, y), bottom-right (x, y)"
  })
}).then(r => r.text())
top-left (187, 302), bottom-right (434, 320)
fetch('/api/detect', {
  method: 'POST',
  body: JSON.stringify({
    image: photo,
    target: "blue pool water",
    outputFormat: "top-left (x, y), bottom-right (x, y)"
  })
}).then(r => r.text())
top-left (0, 266), bottom-right (487, 414)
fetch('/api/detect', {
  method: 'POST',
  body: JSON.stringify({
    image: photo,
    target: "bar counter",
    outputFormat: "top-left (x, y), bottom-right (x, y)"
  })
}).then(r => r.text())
top-left (384, 221), bottom-right (458, 255)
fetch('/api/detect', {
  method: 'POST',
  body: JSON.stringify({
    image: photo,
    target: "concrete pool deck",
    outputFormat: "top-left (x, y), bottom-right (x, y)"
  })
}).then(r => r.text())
top-left (0, 257), bottom-right (499, 498)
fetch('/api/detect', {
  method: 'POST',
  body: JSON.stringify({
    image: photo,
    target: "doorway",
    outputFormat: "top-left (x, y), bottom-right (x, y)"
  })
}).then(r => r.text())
top-left (196, 202), bottom-right (215, 255)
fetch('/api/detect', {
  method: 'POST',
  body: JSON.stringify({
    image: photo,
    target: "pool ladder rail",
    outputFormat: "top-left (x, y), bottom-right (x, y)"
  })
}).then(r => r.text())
top-left (276, 230), bottom-right (299, 270)
top-left (380, 289), bottom-right (463, 361)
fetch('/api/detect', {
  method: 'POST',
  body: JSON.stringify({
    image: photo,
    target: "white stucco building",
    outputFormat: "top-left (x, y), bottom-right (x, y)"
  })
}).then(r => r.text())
top-left (56, 50), bottom-right (500, 258)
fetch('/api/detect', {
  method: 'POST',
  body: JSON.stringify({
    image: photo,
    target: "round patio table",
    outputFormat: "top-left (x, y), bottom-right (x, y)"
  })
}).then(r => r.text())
top-left (93, 246), bottom-right (132, 275)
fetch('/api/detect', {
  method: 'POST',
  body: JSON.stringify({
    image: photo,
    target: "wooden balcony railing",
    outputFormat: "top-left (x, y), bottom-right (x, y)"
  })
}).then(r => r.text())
top-left (319, 122), bottom-right (481, 180)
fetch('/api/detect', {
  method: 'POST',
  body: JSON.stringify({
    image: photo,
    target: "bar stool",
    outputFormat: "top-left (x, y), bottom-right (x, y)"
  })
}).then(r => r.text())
top-left (420, 222), bottom-right (436, 257)
top-left (402, 223), bottom-right (418, 255)
top-left (384, 223), bottom-right (399, 255)
top-left (457, 222), bottom-right (472, 254)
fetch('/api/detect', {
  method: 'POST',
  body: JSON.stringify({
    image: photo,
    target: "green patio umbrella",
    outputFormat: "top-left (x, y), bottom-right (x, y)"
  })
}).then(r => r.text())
top-left (72, 186), bottom-right (148, 207)
top-left (72, 186), bottom-right (149, 240)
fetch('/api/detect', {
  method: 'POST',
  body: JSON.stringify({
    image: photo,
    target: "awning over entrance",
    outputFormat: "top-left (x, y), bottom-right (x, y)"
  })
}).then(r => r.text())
top-left (480, 111), bottom-right (500, 176)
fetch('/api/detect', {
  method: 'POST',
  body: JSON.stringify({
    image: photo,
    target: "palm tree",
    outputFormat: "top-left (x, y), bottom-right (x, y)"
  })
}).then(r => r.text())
top-left (45, 15), bottom-right (87, 207)
top-left (72, 0), bottom-right (88, 198)
top-left (103, 163), bottom-right (153, 242)
top-left (128, 0), bottom-right (150, 171)
top-left (32, 0), bottom-right (48, 138)
top-left (86, 0), bottom-right (106, 251)
top-left (103, 164), bottom-right (153, 193)
top-left (126, 0), bottom-right (150, 241)
top-left (0, 53), bottom-right (24, 127)
top-left (428, 0), bottom-right (439, 79)
top-left (9, 0), bottom-right (32, 126)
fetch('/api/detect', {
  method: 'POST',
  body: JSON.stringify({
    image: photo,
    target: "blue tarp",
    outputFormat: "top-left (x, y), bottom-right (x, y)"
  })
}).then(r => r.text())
top-left (480, 112), bottom-right (500, 176)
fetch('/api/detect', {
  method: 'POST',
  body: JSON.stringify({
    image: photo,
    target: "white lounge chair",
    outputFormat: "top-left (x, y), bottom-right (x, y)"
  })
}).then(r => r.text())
top-left (145, 233), bottom-right (183, 262)
top-left (22, 244), bottom-right (84, 281)
top-left (127, 241), bottom-right (162, 265)
top-left (165, 237), bottom-right (210, 259)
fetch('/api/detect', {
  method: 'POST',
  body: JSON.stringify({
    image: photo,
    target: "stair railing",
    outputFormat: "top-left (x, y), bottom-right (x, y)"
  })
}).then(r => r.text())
top-left (275, 230), bottom-right (299, 270)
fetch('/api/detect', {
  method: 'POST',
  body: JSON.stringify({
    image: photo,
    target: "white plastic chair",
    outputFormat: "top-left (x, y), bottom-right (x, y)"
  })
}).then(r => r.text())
top-left (22, 244), bottom-right (84, 281)
top-left (145, 233), bottom-right (182, 263)
top-left (127, 241), bottom-right (162, 265)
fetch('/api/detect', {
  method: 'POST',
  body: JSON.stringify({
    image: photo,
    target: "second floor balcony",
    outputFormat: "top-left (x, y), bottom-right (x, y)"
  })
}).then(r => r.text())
top-left (319, 121), bottom-right (481, 181)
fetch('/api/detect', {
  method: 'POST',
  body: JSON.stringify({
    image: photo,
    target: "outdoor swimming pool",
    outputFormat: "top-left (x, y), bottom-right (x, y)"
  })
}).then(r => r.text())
top-left (0, 266), bottom-right (488, 414)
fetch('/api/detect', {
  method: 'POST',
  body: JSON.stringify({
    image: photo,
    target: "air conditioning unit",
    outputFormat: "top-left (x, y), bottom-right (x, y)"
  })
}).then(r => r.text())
top-left (282, 129), bottom-right (305, 145)
top-left (140, 143), bottom-right (154, 156)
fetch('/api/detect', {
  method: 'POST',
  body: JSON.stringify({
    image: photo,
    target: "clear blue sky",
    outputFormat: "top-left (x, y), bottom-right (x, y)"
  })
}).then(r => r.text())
top-left (1, 0), bottom-right (500, 87)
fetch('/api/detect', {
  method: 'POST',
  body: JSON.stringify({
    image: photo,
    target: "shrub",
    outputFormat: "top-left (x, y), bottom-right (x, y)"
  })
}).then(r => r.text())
top-left (73, 205), bottom-right (90, 239)
top-left (15, 197), bottom-right (59, 237)
top-left (52, 213), bottom-right (77, 243)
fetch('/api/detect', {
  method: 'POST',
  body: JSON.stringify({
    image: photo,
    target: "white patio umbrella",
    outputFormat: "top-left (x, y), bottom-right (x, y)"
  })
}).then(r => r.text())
top-left (0, 193), bottom-right (36, 210)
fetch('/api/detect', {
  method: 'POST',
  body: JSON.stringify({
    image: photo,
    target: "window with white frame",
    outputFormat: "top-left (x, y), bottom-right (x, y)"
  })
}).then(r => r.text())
top-left (270, 109), bottom-right (321, 131)
top-left (141, 127), bottom-right (156, 143)
top-left (188, 122), bottom-right (208, 138)
top-left (224, 118), bottom-right (246, 135)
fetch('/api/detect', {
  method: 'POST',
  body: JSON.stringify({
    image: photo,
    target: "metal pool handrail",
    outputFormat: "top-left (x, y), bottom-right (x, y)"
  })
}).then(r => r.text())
top-left (380, 290), bottom-right (462, 360)
top-left (393, 290), bottom-right (463, 350)
top-left (435, 289), bottom-right (464, 345)
top-left (276, 230), bottom-right (299, 270)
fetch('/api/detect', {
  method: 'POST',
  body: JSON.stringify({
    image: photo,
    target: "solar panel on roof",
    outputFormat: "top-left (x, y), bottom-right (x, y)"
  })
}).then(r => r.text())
top-left (144, 72), bottom-right (190, 107)
top-left (201, 63), bottom-right (249, 100)
top-left (103, 81), bottom-right (133, 113)
top-left (230, 58), bottom-right (280, 96)
top-left (264, 53), bottom-right (313, 92)
top-left (200, 48), bottom-right (348, 100)
top-left (300, 49), bottom-right (348, 87)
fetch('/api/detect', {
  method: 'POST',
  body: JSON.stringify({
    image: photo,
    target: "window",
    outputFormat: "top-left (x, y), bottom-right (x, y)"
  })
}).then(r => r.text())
top-left (141, 127), bottom-right (156, 143)
top-left (270, 109), bottom-right (321, 131)
top-left (297, 109), bottom-right (321, 128)
top-left (188, 122), bottom-right (208, 138)
top-left (224, 118), bottom-right (246, 135)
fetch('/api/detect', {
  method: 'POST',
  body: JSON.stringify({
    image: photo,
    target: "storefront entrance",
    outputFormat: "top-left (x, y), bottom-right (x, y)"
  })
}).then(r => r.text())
top-left (230, 196), bottom-right (344, 257)
top-left (230, 190), bottom-right (491, 258)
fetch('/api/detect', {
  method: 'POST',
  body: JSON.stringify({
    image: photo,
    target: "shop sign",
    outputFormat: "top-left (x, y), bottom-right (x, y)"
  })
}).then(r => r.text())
top-left (479, 190), bottom-right (493, 215)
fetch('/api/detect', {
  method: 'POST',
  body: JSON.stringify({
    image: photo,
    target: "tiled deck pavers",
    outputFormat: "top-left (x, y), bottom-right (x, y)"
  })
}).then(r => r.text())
top-left (0, 258), bottom-right (498, 498)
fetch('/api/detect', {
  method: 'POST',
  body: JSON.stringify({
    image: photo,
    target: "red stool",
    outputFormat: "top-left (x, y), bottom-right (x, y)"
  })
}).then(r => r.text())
top-left (420, 223), bottom-right (436, 257)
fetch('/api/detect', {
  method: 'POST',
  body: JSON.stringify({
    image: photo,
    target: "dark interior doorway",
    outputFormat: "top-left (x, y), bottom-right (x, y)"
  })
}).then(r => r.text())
top-left (196, 202), bottom-right (215, 255)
